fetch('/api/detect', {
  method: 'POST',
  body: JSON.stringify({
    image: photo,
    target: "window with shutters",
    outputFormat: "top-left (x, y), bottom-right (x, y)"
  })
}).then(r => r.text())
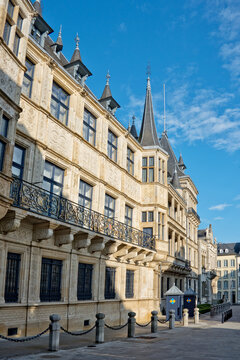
top-left (77, 263), bottom-right (93, 300)
top-left (4, 253), bottom-right (21, 303)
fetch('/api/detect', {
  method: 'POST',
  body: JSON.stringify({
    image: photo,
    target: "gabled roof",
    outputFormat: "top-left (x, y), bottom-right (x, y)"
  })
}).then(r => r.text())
top-left (165, 285), bottom-right (183, 296)
top-left (138, 77), bottom-right (160, 147)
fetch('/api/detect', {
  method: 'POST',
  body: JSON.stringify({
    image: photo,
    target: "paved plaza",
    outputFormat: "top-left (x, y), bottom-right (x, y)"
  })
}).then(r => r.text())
top-left (1, 306), bottom-right (240, 360)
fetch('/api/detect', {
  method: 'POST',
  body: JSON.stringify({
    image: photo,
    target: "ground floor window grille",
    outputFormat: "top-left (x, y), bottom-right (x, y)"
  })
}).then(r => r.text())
top-left (125, 270), bottom-right (134, 298)
top-left (77, 263), bottom-right (93, 300)
top-left (105, 267), bottom-right (116, 299)
top-left (4, 253), bottom-right (21, 303)
top-left (40, 258), bottom-right (62, 302)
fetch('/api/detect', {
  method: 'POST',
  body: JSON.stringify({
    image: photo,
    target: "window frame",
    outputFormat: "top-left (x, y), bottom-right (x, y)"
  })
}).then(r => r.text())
top-left (107, 130), bottom-right (117, 162)
top-left (4, 252), bottom-right (21, 303)
top-left (104, 194), bottom-right (115, 219)
top-left (125, 205), bottom-right (133, 227)
top-left (127, 147), bottom-right (134, 176)
top-left (22, 58), bottom-right (35, 98)
top-left (40, 258), bottom-right (62, 302)
top-left (50, 81), bottom-right (70, 125)
top-left (0, 115), bottom-right (9, 172)
top-left (78, 180), bottom-right (93, 209)
top-left (12, 144), bottom-right (25, 179)
top-left (104, 267), bottom-right (116, 299)
top-left (77, 263), bottom-right (93, 301)
top-left (42, 161), bottom-right (64, 196)
top-left (125, 269), bottom-right (134, 299)
top-left (83, 109), bottom-right (96, 146)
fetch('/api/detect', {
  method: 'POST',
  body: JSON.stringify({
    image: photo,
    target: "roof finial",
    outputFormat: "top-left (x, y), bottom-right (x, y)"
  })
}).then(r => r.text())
top-left (132, 115), bottom-right (136, 125)
top-left (106, 70), bottom-right (110, 85)
top-left (75, 33), bottom-right (80, 50)
top-left (163, 83), bottom-right (166, 132)
top-left (146, 64), bottom-right (151, 90)
top-left (59, 25), bottom-right (62, 38)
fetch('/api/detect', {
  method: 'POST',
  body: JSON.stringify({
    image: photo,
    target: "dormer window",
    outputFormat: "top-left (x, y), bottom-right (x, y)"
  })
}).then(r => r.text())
top-left (219, 249), bottom-right (223, 253)
top-left (31, 26), bottom-right (42, 44)
top-left (225, 249), bottom-right (229, 253)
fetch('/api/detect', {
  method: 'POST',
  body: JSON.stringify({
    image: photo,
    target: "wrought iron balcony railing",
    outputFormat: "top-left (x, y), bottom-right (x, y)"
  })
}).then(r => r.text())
top-left (10, 178), bottom-right (156, 251)
top-left (187, 207), bottom-right (200, 222)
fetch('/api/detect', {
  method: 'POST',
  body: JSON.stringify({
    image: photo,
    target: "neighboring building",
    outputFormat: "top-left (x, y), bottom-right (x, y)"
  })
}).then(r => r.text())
top-left (0, 0), bottom-right (215, 337)
top-left (198, 225), bottom-right (217, 304)
top-left (217, 243), bottom-right (240, 304)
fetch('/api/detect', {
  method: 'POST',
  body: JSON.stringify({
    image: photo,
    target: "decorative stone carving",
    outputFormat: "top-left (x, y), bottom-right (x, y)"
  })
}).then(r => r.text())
top-left (104, 240), bottom-right (120, 255)
top-left (88, 236), bottom-right (106, 253)
top-left (0, 211), bottom-right (26, 234)
top-left (33, 222), bottom-right (58, 242)
top-left (73, 232), bottom-right (93, 250)
top-left (54, 228), bottom-right (74, 246)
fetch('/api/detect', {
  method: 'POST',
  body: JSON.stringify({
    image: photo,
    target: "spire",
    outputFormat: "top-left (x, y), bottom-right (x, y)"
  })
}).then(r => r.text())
top-left (70, 33), bottom-right (81, 63)
top-left (33, 0), bottom-right (42, 16)
top-left (172, 166), bottom-right (181, 189)
top-left (100, 71), bottom-right (112, 99)
top-left (178, 153), bottom-right (186, 171)
top-left (130, 115), bottom-right (138, 139)
top-left (138, 71), bottom-right (160, 147)
top-left (55, 25), bottom-right (63, 53)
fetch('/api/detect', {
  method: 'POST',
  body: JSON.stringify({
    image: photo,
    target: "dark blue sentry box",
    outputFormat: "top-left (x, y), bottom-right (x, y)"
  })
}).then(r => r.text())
top-left (165, 285), bottom-right (183, 321)
top-left (183, 288), bottom-right (196, 317)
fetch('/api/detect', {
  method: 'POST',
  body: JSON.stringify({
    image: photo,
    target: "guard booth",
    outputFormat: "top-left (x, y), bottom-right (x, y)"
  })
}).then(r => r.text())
top-left (165, 285), bottom-right (183, 321)
top-left (184, 288), bottom-right (196, 317)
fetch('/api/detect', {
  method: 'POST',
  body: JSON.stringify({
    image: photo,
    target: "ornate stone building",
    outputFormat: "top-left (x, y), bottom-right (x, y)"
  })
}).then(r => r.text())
top-left (198, 225), bottom-right (217, 304)
top-left (0, 0), bottom-right (216, 337)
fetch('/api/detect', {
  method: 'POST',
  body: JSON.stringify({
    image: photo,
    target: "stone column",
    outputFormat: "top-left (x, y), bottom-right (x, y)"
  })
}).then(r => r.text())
top-left (183, 309), bottom-right (189, 326)
top-left (49, 314), bottom-right (61, 351)
top-left (95, 313), bottom-right (105, 344)
top-left (128, 312), bottom-right (136, 338)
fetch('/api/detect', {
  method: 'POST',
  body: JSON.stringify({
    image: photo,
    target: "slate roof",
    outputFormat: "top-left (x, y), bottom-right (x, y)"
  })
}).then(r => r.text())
top-left (138, 77), bottom-right (160, 147)
top-left (217, 243), bottom-right (240, 256)
top-left (165, 285), bottom-right (184, 296)
top-left (184, 287), bottom-right (196, 295)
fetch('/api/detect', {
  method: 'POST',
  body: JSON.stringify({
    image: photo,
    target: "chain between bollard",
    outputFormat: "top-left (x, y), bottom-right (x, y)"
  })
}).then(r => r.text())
top-left (105, 322), bottom-right (128, 330)
top-left (60, 325), bottom-right (96, 336)
top-left (136, 320), bottom-right (151, 328)
top-left (0, 327), bottom-right (49, 342)
top-left (157, 318), bottom-right (168, 324)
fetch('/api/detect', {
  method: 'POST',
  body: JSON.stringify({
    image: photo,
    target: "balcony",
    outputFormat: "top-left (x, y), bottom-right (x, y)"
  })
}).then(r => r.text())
top-left (187, 207), bottom-right (200, 222)
top-left (9, 178), bottom-right (155, 252)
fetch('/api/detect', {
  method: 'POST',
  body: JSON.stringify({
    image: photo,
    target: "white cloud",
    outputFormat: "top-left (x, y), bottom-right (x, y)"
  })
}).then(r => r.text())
top-left (209, 204), bottom-right (232, 211)
top-left (214, 216), bottom-right (224, 220)
top-left (234, 194), bottom-right (240, 201)
top-left (118, 22), bottom-right (127, 33)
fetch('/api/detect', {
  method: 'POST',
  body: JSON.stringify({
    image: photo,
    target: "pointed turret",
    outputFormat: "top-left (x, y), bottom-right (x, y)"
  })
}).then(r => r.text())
top-left (130, 115), bottom-right (138, 139)
top-left (33, 0), bottom-right (42, 16)
top-left (172, 166), bottom-right (181, 189)
top-left (99, 71), bottom-right (120, 115)
top-left (138, 76), bottom-right (160, 147)
top-left (70, 33), bottom-right (81, 63)
top-left (178, 153), bottom-right (186, 171)
top-left (64, 33), bottom-right (92, 86)
top-left (55, 25), bottom-right (63, 52)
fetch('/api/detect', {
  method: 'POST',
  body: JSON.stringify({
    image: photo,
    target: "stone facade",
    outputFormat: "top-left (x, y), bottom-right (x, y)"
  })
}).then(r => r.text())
top-left (217, 243), bottom-right (240, 304)
top-left (0, 0), bottom-right (217, 337)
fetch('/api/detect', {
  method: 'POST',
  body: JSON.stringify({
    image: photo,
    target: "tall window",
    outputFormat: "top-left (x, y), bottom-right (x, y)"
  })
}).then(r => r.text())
top-left (148, 211), bottom-right (154, 222)
top-left (83, 109), bottom-right (96, 146)
top-left (217, 260), bottom-right (221, 268)
top-left (79, 180), bottom-right (93, 209)
top-left (158, 158), bottom-right (165, 184)
top-left (231, 270), bottom-right (236, 278)
top-left (231, 280), bottom-right (236, 289)
top-left (17, 14), bottom-right (23, 31)
top-left (142, 156), bottom-right (154, 183)
top-left (0, 115), bottom-right (9, 171)
top-left (77, 263), bottom-right (93, 300)
top-left (4, 252), bottom-right (21, 303)
top-left (231, 259), bottom-right (235, 267)
top-left (127, 147), bottom-right (134, 175)
top-left (125, 270), bottom-right (134, 298)
top-left (13, 32), bottom-right (20, 56)
top-left (40, 258), bottom-right (62, 302)
top-left (125, 205), bottom-right (133, 227)
top-left (50, 82), bottom-right (69, 125)
top-left (105, 267), bottom-right (116, 299)
top-left (223, 270), bottom-right (228, 278)
top-left (218, 280), bottom-right (221, 289)
top-left (142, 211), bottom-right (147, 222)
top-left (107, 130), bottom-right (117, 162)
top-left (158, 213), bottom-right (165, 240)
top-left (223, 280), bottom-right (228, 289)
top-left (22, 59), bottom-right (35, 98)
top-left (12, 145), bottom-right (25, 179)
top-left (3, 20), bottom-right (11, 45)
top-left (104, 194), bottom-right (115, 218)
top-left (43, 161), bottom-right (64, 196)
top-left (7, 0), bottom-right (14, 17)
top-left (223, 260), bottom-right (228, 267)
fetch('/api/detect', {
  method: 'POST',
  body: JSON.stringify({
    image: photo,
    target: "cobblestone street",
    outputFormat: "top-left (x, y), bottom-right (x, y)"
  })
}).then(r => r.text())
top-left (1, 306), bottom-right (240, 360)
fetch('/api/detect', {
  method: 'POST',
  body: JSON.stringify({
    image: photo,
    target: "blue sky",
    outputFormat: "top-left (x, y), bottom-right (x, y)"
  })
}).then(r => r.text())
top-left (39, 0), bottom-right (240, 244)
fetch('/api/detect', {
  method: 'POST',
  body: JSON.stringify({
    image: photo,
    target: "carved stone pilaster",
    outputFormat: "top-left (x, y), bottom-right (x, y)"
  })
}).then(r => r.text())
top-left (0, 211), bottom-right (26, 234)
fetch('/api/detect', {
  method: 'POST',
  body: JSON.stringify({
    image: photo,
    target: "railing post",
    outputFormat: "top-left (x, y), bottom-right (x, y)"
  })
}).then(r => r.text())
top-left (183, 309), bottom-right (189, 327)
top-left (151, 311), bottom-right (158, 333)
top-left (194, 307), bottom-right (199, 324)
top-left (49, 314), bottom-right (61, 352)
top-left (169, 310), bottom-right (175, 329)
top-left (95, 313), bottom-right (105, 344)
top-left (128, 312), bottom-right (136, 338)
